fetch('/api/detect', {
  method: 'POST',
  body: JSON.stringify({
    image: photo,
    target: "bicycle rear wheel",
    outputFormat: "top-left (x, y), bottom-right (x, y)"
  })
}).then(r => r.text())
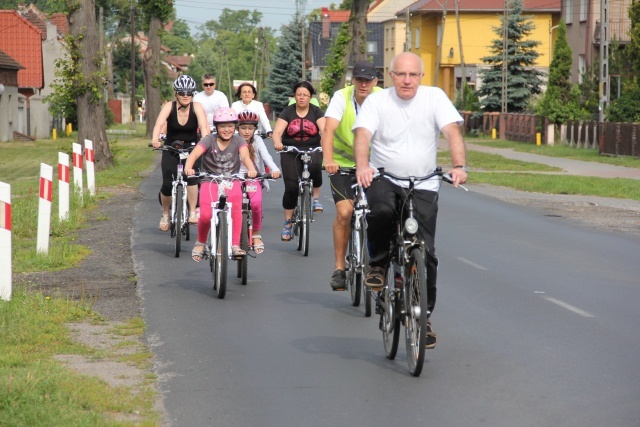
top-left (381, 265), bottom-right (400, 359)
top-left (174, 186), bottom-right (183, 258)
top-left (405, 248), bottom-right (428, 377)
top-left (301, 185), bottom-right (311, 256)
top-left (238, 211), bottom-right (249, 285)
top-left (213, 212), bottom-right (228, 299)
top-left (349, 227), bottom-right (361, 307)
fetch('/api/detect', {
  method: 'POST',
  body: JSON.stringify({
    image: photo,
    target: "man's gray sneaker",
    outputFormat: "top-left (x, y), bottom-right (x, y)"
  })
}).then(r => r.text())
top-left (330, 269), bottom-right (346, 291)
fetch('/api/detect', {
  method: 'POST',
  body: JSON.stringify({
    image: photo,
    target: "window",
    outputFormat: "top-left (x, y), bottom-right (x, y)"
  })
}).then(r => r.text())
top-left (367, 41), bottom-right (378, 54)
top-left (578, 54), bottom-right (585, 84)
top-left (565, 0), bottom-right (573, 24)
top-left (415, 27), bottom-right (420, 49)
top-left (579, 0), bottom-right (587, 21)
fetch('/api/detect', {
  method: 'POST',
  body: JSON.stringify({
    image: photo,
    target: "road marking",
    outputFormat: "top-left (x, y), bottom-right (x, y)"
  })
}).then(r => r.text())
top-left (456, 257), bottom-right (487, 271)
top-left (544, 297), bottom-right (596, 318)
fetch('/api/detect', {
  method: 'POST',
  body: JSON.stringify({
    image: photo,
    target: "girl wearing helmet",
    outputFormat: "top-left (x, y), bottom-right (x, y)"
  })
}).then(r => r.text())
top-left (184, 107), bottom-right (258, 261)
top-left (151, 75), bottom-right (209, 232)
top-left (231, 82), bottom-right (272, 137)
top-left (237, 111), bottom-right (281, 254)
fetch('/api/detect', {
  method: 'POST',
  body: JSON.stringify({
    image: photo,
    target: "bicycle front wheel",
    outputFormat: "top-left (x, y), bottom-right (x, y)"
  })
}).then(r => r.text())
top-left (213, 211), bottom-right (228, 299)
top-left (301, 185), bottom-right (311, 256)
top-left (381, 265), bottom-right (400, 360)
top-left (174, 185), bottom-right (184, 258)
top-left (405, 248), bottom-right (428, 377)
top-left (349, 227), bottom-right (361, 307)
top-left (238, 211), bottom-right (250, 285)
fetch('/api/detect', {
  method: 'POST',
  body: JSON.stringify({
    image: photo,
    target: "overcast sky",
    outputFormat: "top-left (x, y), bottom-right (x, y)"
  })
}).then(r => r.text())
top-left (173, 0), bottom-right (333, 36)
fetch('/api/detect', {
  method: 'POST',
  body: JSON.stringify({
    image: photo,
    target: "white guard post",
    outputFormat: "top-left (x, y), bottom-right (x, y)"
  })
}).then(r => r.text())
top-left (58, 152), bottom-right (70, 221)
top-left (84, 139), bottom-right (96, 196)
top-left (37, 163), bottom-right (53, 255)
top-left (72, 142), bottom-right (83, 201)
top-left (0, 181), bottom-right (12, 301)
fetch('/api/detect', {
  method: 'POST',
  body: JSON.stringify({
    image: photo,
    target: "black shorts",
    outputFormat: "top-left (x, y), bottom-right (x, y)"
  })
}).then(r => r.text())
top-left (329, 173), bottom-right (356, 204)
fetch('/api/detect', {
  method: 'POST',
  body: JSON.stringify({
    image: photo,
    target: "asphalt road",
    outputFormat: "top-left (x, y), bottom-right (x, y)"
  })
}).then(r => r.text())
top-left (133, 163), bottom-right (640, 427)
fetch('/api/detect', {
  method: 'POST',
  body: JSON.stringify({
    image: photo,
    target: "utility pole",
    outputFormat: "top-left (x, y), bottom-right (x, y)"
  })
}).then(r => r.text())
top-left (298, 0), bottom-right (306, 80)
top-left (501, 0), bottom-right (509, 113)
top-left (405, 9), bottom-right (411, 52)
top-left (455, 0), bottom-right (466, 105)
top-left (130, 4), bottom-right (136, 125)
top-left (599, 0), bottom-right (610, 122)
top-left (434, 0), bottom-right (448, 86)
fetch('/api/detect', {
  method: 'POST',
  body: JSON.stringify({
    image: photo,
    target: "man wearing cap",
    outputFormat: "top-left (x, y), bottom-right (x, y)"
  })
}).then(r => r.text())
top-left (322, 60), bottom-right (381, 291)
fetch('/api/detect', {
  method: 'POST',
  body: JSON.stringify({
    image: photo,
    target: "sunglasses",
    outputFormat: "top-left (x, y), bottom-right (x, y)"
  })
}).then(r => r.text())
top-left (202, 83), bottom-right (215, 87)
top-left (176, 91), bottom-right (193, 97)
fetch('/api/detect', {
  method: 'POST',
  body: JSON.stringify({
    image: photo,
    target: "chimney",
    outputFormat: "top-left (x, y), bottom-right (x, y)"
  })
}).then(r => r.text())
top-left (322, 7), bottom-right (330, 38)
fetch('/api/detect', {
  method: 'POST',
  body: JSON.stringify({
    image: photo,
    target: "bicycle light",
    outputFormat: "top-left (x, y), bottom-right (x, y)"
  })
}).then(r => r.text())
top-left (302, 170), bottom-right (310, 179)
top-left (404, 218), bottom-right (419, 235)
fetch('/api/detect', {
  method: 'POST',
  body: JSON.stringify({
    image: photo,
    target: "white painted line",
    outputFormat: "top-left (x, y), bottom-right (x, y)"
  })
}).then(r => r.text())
top-left (544, 297), bottom-right (596, 318)
top-left (456, 257), bottom-right (487, 271)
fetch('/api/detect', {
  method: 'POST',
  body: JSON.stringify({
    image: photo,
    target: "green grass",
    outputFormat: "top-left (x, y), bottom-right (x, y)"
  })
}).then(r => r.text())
top-left (0, 136), bottom-right (155, 274)
top-left (437, 145), bottom-right (640, 200)
top-left (470, 138), bottom-right (640, 168)
top-left (0, 287), bottom-right (159, 427)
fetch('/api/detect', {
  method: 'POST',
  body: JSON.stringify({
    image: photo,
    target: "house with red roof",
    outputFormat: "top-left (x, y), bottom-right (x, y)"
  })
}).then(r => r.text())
top-left (0, 49), bottom-right (25, 142)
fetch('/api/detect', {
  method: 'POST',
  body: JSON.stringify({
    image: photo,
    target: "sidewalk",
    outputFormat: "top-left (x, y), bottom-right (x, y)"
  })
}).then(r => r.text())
top-left (460, 141), bottom-right (640, 180)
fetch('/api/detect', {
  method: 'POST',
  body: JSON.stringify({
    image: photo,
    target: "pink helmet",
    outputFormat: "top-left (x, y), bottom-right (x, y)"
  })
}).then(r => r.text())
top-left (237, 110), bottom-right (260, 126)
top-left (213, 107), bottom-right (238, 125)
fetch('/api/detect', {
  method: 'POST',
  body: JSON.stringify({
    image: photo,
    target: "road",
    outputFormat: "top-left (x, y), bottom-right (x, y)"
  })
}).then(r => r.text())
top-left (133, 165), bottom-right (640, 427)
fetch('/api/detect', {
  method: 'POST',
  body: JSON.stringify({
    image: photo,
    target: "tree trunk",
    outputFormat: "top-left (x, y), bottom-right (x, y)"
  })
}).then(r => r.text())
top-left (143, 15), bottom-right (163, 139)
top-left (70, 0), bottom-right (113, 170)
top-left (337, 0), bottom-right (370, 88)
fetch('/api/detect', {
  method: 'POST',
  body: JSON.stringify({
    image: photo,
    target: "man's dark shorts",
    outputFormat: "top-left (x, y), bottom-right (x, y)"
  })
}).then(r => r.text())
top-left (329, 173), bottom-right (356, 204)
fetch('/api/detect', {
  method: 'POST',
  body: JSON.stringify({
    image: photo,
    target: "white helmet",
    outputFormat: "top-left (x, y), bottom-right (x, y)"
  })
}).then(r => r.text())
top-left (173, 75), bottom-right (196, 93)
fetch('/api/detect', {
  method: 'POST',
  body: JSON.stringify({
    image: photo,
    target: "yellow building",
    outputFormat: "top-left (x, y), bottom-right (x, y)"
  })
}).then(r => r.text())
top-left (405, 0), bottom-right (561, 100)
top-left (368, 0), bottom-right (417, 88)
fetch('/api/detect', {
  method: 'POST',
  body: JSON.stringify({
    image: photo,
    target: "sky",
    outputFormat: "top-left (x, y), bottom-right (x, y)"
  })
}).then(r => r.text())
top-left (173, 0), bottom-right (334, 36)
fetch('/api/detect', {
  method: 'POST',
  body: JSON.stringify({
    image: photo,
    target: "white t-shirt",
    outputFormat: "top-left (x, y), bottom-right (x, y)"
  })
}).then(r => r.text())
top-left (325, 88), bottom-right (365, 121)
top-left (353, 86), bottom-right (463, 191)
top-left (193, 90), bottom-right (230, 128)
top-left (231, 100), bottom-right (273, 134)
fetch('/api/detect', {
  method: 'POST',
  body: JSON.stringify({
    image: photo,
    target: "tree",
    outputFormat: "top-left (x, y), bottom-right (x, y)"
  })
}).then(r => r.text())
top-left (190, 9), bottom-right (275, 102)
top-left (264, 16), bottom-right (305, 115)
top-left (536, 21), bottom-right (586, 123)
top-left (477, 0), bottom-right (544, 113)
top-left (319, 23), bottom-right (350, 106)
top-left (66, 0), bottom-right (112, 169)
top-left (138, 0), bottom-right (173, 138)
top-left (163, 19), bottom-right (195, 56)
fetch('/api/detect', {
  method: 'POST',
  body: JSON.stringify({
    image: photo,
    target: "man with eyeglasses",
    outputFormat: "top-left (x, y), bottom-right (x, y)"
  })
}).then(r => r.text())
top-left (321, 60), bottom-right (381, 291)
top-left (354, 52), bottom-right (468, 349)
top-left (194, 73), bottom-right (229, 130)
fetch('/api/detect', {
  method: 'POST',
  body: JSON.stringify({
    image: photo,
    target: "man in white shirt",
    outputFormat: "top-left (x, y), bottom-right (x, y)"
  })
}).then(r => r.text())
top-left (354, 52), bottom-right (468, 349)
top-left (193, 74), bottom-right (229, 129)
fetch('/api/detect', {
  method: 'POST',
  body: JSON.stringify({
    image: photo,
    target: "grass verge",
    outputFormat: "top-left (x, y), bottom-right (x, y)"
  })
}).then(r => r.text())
top-left (0, 286), bottom-right (159, 427)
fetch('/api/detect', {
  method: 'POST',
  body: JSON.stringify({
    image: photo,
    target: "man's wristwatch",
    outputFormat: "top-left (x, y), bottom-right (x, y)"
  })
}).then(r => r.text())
top-left (454, 165), bottom-right (468, 172)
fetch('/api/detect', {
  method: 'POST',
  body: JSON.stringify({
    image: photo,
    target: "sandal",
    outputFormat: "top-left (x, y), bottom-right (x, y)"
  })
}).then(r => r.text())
top-left (159, 214), bottom-right (170, 232)
top-left (232, 245), bottom-right (246, 259)
top-left (253, 234), bottom-right (265, 254)
top-left (192, 242), bottom-right (205, 262)
top-left (281, 219), bottom-right (293, 241)
top-left (188, 211), bottom-right (198, 224)
top-left (364, 266), bottom-right (386, 289)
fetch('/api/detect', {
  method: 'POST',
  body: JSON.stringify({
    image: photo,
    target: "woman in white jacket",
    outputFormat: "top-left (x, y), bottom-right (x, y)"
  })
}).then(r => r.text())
top-left (237, 111), bottom-right (281, 254)
top-left (231, 82), bottom-right (273, 137)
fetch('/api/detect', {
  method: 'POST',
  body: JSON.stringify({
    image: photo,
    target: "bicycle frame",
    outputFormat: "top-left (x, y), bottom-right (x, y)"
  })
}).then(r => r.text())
top-left (206, 177), bottom-right (234, 261)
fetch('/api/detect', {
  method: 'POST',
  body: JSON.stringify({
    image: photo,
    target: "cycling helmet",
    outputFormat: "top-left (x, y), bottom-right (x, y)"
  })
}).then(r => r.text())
top-left (213, 107), bottom-right (238, 125)
top-left (237, 110), bottom-right (259, 126)
top-left (173, 75), bottom-right (196, 93)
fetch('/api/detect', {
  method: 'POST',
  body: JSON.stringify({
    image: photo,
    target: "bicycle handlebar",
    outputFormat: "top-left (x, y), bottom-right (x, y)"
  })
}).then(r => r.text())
top-left (382, 168), bottom-right (468, 192)
top-left (279, 146), bottom-right (323, 154)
